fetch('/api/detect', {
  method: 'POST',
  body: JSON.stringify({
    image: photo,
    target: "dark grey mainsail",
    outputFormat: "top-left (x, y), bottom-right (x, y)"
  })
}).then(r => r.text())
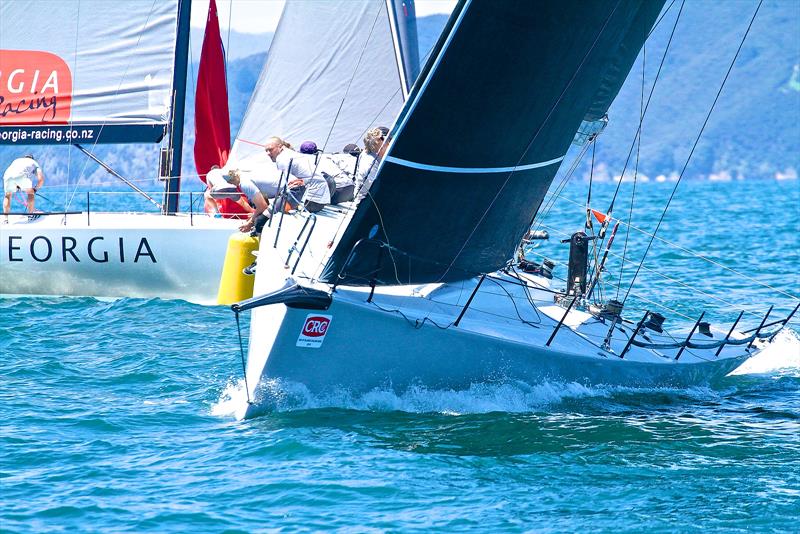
top-left (322, 0), bottom-right (666, 285)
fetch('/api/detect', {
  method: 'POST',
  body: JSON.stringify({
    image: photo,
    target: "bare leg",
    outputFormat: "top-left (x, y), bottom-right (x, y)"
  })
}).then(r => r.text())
top-left (3, 192), bottom-right (11, 220)
top-left (26, 189), bottom-right (36, 212)
top-left (204, 190), bottom-right (219, 214)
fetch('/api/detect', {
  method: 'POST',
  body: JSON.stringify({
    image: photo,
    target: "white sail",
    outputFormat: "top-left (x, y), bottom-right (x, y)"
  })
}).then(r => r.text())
top-left (0, 0), bottom-right (182, 144)
top-left (228, 0), bottom-right (410, 175)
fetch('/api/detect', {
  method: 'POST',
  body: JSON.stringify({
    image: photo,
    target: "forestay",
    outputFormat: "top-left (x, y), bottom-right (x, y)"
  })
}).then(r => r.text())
top-left (227, 0), bottom-right (420, 173)
top-left (322, 0), bottom-right (666, 286)
top-left (0, 0), bottom-right (183, 145)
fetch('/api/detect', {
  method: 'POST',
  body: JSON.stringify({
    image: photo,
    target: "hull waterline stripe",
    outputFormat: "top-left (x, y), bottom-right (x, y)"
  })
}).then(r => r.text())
top-left (385, 155), bottom-right (565, 174)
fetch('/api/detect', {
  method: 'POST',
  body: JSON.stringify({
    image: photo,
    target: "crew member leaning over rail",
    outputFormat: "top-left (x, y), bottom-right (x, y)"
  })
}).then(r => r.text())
top-left (223, 169), bottom-right (269, 235)
top-left (3, 153), bottom-right (45, 219)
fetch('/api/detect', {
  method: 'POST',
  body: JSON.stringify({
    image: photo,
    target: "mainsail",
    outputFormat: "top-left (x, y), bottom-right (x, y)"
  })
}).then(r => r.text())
top-left (322, 0), bottom-right (666, 285)
top-left (227, 0), bottom-right (420, 173)
top-left (0, 0), bottom-right (185, 145)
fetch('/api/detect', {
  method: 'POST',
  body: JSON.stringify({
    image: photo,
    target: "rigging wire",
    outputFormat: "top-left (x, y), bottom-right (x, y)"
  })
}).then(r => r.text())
top-left (319, 7), bottom-right (384, 152)
top-left (616, 43), bottom-right (646, 299)
top-left (530, 140), bottom-right (593, 235)
top-left (605, 0), bottom-right (685, 216)
top-left (64, 0), bottom-right (83, 215)
top-left (534, 221), bottom-right (773, 321)
top-left (584, 141), bottom-right (603, 295)
top-left (316, 38), bottom-right (446, 276)
top-left (548, 192), bottom-right (800, 303)
top-left (621, 0), bottom-right (765, 305)
top-left (64, 0), bottom-right (161, 211)
top-left (225, 0), bottom-right (233, 70)
top-left (647, 0), bottom-right (678, 39)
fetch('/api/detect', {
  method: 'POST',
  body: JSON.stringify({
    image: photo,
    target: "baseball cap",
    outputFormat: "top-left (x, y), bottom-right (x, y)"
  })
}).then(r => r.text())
top-left (342, 143), bottom-right (361, 156)
top-left (300, 141), bottom-right (318, 154)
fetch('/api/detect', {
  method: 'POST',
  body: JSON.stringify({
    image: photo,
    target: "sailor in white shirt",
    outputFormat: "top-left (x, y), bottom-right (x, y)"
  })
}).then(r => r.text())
top-left (222, 170), bottom-right (269, 234)
top-left (3, 154), bottom-right (45, 216)
top-left (264, 136), bottom-right (331, 211)
top-left (354, 126), bottom-right (389, 201)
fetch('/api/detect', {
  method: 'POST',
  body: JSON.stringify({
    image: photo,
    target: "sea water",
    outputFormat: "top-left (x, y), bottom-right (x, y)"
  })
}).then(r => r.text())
top-left (2, 179), bottom-right (799, 531)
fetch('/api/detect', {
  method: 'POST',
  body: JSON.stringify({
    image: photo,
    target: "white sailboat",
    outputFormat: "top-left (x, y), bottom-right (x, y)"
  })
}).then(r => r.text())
top-left (0, 0), bottom-right (240, 304)
top-left (0, 0), bottom-right (420, 304)
top-left (231, 0), bottom-right (798, 418)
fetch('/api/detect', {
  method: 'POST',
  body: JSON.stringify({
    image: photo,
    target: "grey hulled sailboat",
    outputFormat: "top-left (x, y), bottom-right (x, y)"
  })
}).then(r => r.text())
top-left (230, 0), bottom-right (796, 419)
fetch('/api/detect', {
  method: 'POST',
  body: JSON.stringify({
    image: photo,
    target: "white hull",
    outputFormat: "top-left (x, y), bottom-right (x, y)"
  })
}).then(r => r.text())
top-left (238, 209), bottom-right (762, 418)
top-left (1, 212), bottom-right (240, 304)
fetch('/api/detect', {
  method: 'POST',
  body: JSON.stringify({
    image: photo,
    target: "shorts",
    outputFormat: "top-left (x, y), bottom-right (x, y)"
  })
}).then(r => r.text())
top-left (4, 175), bottom-right (33, 194)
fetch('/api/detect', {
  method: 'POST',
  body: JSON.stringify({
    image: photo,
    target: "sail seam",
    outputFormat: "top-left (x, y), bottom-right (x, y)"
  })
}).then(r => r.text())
top-left (384, 155), bottom-right (565, 174)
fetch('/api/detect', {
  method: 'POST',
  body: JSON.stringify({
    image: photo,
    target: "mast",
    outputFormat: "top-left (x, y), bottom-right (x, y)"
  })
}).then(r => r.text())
top-left (163, 0), bottom-right (193, 215)
top-left (386, 0), bottom-right (421, 98)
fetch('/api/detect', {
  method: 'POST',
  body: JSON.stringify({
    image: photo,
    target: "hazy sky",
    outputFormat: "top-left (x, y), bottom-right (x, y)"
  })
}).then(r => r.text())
top-left (190, 0), bottom-right (457, 34)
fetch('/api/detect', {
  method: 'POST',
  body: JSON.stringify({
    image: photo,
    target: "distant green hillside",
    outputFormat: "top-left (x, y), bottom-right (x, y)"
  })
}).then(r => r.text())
top-left (2, 5), bottom-right (797, 190)
top-left (582, 0), bottom-right (800, 180)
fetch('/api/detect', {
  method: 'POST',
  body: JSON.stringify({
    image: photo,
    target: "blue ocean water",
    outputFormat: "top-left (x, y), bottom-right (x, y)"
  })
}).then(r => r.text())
top-left (2, 179), bottom-right (799, 531)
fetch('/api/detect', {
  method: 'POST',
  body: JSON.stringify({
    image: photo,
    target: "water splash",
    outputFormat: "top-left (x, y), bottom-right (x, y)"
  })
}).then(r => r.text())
top-left (730, 328), bottom-right (800, 376)
top-left (209, 378), bottom-right (612, 419)
top-left (209, 379), bottom-right (250, 418)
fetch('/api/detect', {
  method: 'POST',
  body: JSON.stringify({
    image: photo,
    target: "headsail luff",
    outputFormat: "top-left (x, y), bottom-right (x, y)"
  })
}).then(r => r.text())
top-left (322, 0), bottom-right (667, 286)
top-left (227, 0), bottom-right (420, 173)
top-left (0, 0), bottom-right (183, 145)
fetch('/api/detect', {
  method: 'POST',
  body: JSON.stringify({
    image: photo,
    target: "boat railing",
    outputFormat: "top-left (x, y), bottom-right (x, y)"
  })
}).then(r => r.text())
top-left (12, 189), bottom-right (228, 227)
top-left (285, 214), bottom-right (317, 274)
top-left (332, 238), bottom-right (388, 300)
top-left (615, 303), bottom-right (798, 358)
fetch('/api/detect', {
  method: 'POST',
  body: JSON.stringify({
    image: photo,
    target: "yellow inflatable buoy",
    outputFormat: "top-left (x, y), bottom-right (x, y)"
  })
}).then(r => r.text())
top-left (217, 233), bottom-right (259, 305)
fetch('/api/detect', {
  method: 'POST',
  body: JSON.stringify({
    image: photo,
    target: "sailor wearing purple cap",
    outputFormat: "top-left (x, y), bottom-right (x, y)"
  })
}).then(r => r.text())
top-left (264, 136), bottom-right (331, 211)
top-left (299, 141), bottom-right (319, 155)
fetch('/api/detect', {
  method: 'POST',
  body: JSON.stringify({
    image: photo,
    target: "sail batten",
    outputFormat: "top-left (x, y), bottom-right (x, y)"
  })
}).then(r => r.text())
top-left (322, 0), bottom-right (667, 286)
top-left (385, 155), bottom-right (565, 174)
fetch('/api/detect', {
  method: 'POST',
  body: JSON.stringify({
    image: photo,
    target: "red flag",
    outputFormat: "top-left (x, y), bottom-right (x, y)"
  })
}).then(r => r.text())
top-left (591, 209), bottom-right (609, 224)
top-left (194, 0), bottom-right (248, 218)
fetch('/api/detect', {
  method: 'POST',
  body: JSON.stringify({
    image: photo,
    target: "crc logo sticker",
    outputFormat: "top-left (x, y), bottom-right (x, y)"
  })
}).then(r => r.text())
top-left (1, 50), bottom-right (73, 124)
top-left (297, 314), bottom-right (332, 348)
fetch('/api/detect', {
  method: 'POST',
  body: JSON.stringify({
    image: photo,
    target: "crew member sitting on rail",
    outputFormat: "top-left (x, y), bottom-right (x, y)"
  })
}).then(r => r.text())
top-left (204, 166), bottom-right (254, 218)
top-left (354, 126), bottom-right (389, 201)
top-left (264, 136), bottom-right (331, 213)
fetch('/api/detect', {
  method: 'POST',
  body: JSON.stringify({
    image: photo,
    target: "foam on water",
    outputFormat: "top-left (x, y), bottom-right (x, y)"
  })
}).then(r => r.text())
top-left (211, 376), bottom-right (756, 420)
top-left (211, 378), bottom-right (613, 419)
top-left (730, 328), bottom-right (800, 376)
